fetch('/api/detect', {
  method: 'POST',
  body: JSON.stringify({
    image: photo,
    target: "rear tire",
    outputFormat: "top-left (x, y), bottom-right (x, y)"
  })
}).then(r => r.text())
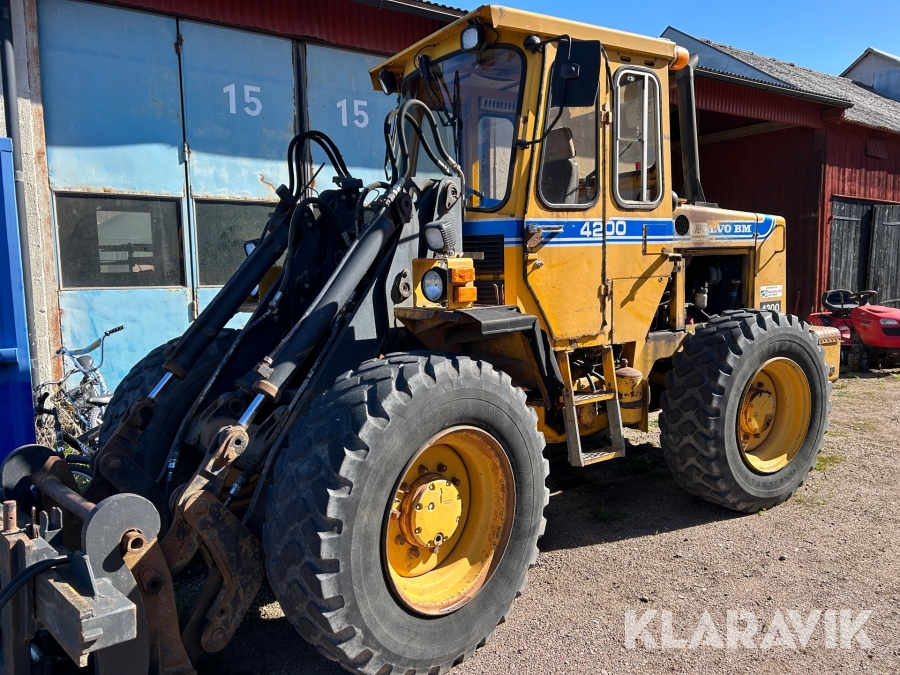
top-left (846, 344), bottom-right (870, 372)
top-left (660, 311), bottom-right (830, 513)
top-left (264, 353), bottom-right (549, 675)
top-left (98, 330), bottom-right (238, 476)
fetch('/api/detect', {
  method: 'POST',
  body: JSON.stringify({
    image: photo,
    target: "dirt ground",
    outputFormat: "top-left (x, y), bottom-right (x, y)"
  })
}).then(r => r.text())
top-left (201, 370), bottom-right (900, 675)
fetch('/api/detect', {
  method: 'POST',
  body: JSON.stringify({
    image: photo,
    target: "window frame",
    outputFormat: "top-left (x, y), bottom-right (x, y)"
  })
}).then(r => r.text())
top-left (399, 43), bottom-right (527, 214)
top-left (536, 47), bottom-right (601, 212)
top-left (613, 66), bottom-right (665, 210)
top-left (52, 190), bottom-right (186, 291)
top-left (193, 198), bottom-right (279, 288)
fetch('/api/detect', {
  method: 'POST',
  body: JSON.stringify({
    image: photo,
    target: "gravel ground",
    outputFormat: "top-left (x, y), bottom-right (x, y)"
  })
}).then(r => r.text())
top-left (201, 370), bottom-right (900, 675)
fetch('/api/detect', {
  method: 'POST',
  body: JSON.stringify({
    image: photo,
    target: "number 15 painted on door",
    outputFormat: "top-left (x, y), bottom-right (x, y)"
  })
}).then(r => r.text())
top-left (223, 83), bottom-right (262, 116)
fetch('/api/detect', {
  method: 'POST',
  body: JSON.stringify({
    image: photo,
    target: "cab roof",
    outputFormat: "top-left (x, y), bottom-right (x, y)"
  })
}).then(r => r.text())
top-left (369, 4), bottom-right (678, 89)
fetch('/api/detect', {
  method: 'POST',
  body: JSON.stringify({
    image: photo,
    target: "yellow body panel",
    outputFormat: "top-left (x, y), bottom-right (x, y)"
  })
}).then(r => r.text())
top-left (380, 6), bottom-right (791, 436)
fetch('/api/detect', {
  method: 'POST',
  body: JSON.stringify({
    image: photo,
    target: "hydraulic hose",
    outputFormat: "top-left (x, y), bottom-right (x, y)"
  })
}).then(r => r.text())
top-left (252, 204), bottom-right (398, 401)
top-left (162, 194), bottom-right (296, 380)
top-left (0, 557), bottom-right (72, 613)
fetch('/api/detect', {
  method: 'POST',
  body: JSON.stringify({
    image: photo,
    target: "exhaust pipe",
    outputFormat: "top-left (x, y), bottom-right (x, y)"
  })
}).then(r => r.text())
top-left (675, 54), bottom-right (710, 205)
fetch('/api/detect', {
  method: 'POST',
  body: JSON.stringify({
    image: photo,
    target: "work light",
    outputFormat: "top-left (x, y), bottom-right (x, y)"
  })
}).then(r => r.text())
top-left (422, 269), bottom-right (446, 302)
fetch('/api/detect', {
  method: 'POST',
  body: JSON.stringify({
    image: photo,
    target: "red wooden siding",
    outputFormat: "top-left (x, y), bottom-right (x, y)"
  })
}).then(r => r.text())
top-left (817, 124), bottom-right (900, 307)
top-left (105, 0), bottom-right (444, 54)
top-left (693, 126), bottom-right (825, 316)
top-left (674, 76), bottom-right (825, 128)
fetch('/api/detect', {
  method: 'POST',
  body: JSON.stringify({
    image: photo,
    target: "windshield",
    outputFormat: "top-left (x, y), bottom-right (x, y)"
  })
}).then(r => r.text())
top-left (401, 46), bottom-right (525, 210)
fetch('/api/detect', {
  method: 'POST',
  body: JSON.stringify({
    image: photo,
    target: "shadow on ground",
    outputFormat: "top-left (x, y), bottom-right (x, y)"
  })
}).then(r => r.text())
top-left (198, 435), bottom-right (742, 674)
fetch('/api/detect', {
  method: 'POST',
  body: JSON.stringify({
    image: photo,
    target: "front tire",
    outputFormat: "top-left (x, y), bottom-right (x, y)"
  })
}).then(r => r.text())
top-left (660, 311), bottom-right (830, 513)
top-left (98, 329), bottom-right (238, 476)
top-left (264, 353), bottom-right (549, 674)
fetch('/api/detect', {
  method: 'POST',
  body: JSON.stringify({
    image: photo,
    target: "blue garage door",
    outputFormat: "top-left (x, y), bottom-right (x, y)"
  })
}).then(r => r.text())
top-left (305, 45), bottom-right (399, 188)
top-left (178, 21), bottom-right (296, 318)
top-left (39, 0), bottom-right (190, 388)
top-left (39, 1), bottom-right (297, 387)
top-left (39, 2), bottom-right (392, 389)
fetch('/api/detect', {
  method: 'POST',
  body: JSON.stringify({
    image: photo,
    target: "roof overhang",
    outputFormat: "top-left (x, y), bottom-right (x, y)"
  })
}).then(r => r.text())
top-left (349, 0), bottom-right (465, 22)
top-left (697, 68), bottom-right (852, 109)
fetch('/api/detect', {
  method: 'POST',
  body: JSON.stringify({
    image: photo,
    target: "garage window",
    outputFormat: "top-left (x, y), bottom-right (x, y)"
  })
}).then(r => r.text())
top-left (615, 69), bottom-right (662, 207)
top-left (55, 194), bottom-right (184, 289)
top-left (195, 201), bottom-right (276, 286)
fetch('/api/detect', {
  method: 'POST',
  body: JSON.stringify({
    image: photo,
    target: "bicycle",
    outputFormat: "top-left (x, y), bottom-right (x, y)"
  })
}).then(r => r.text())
top-left (33, 324), bottom-right (123, 454)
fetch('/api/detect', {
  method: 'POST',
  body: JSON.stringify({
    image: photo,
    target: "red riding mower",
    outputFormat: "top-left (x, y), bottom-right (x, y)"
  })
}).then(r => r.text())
top-left (808, 289), bottom-right (900, 372)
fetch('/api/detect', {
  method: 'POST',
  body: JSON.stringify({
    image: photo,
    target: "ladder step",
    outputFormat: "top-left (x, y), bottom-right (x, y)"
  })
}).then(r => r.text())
top-left (581, 448), bottom-right (625, 465)
top-left (572, 390), bottom-right (615, 405)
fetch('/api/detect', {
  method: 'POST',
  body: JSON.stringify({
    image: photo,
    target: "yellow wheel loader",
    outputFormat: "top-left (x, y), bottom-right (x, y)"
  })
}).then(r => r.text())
top-left (0, 6), bottom-right (837, 674)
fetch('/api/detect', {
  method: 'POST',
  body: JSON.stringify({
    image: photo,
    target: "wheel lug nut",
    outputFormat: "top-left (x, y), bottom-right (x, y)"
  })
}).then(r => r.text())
top-left (395, 535), bottom-right (406, 545)
top-left (414, 527), bottom-right (422, 534)
top-left (437, 463), bottom-right (447, 472)
top-left (408, 547), bottom-right (420, 559)
top-left (429, 483), bottom-right (435, 490)
top-left (399, 482), bottom-right (409, 492)
top-left (446, 480), bottom-right (452, 486)
top-left (415, 503), bottom-right (422, 511)
top-left (390, 509), bottom-right (401, 519)
top-left (451, 477), bottom-right (460, 486)
top-left (418, 464), bottom-right (428, 475)
top-left (427, 502), bottom-right (435, 511)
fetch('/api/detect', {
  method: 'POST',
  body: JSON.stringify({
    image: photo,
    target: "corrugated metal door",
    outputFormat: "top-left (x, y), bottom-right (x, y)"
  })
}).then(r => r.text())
top-left (305, 45), bottom-right (398, 187)
top-left (39, 0), bottom-right (190, 388)
top-left (828, 197), bottom-right (872, 292)
top-left (178, 21), bottom-right (296, 318)
top-left (868, 204), bottom-right (900, 305)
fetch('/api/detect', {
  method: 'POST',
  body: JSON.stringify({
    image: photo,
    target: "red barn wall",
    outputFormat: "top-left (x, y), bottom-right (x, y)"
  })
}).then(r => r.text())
top-left (684, 126), bottom-right (825, 316)
top-left (104, 0), bottom-right (445, 54)
top-left (819, 124), bottom-right (900, 306)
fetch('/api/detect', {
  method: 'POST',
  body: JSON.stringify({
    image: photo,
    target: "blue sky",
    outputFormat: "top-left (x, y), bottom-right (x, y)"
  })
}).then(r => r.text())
top-left (482, 0), bottom-right (900, 75)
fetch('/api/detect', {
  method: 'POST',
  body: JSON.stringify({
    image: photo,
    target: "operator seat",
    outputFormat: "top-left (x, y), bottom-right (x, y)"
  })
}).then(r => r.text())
top-left (822, 289), bottom-right (857, 317)
top-left (541, 127), bottom-right (579, 205)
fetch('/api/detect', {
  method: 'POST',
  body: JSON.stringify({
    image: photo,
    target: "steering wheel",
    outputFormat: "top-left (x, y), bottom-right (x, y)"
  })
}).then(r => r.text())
top-left (851, 290), bottom-right (878, 306)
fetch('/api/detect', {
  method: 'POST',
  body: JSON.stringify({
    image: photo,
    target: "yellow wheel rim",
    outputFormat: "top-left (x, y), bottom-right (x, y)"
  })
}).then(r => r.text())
top-left (383, 426), bottom-right (514, 616)
top-left (736, 357), bottom-right (811, 474)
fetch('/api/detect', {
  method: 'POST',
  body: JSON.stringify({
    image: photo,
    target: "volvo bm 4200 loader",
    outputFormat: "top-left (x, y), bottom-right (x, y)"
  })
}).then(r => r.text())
top-left (0, 6), bottom-right (837, 674)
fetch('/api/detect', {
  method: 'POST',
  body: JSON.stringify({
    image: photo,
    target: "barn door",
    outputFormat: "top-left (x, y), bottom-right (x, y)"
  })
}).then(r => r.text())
top-left (868, 204), bottom-right (900, 306)
top-left (829, 197), bottom-right (872, 292)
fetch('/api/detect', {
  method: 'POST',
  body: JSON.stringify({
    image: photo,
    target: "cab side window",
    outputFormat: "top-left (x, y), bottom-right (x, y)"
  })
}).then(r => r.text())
top-left (538, 63), bottom-right (599, 208)
top-left (615, 69), bottom-right (662, 206)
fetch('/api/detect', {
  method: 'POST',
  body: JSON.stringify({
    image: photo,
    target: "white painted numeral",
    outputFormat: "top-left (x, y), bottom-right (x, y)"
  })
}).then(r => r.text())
top-left (353, 100), bottom-right (369, 128)
top-left (223, 83), bottom-right (236, 114)
top-left (224, 83), bottom-right (262, 116)
top-left (244, 85), bottom-right (262, 116)
top-left (337, 99), bottom-right (369, 128)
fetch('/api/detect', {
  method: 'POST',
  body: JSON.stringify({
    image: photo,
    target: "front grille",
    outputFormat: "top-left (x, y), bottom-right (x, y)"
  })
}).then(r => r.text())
top-left (462, 234), bottom-right (504, 275)
top-left (883, 326), bottom-right (900, 337)
top-left (474, 280), bottom-right (504, 305)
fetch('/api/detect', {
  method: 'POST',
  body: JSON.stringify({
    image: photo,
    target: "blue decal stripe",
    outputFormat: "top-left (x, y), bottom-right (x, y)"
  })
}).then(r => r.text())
top-left (462, 215), bottom-right (778, 247)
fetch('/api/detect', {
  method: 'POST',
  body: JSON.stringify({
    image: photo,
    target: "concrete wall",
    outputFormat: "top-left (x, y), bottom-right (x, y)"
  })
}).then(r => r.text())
top-left (0, 0), bottom-right (60, 386)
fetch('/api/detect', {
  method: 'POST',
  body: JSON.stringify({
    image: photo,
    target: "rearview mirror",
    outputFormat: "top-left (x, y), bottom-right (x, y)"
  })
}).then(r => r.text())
top-left (550, 39), bottom-right (601, 109)
top-left (244, 239), bottom-right (259, 257)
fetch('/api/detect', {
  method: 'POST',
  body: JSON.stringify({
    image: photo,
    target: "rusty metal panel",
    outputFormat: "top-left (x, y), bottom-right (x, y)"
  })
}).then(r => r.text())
top-left (101, 0), bottom-right (444, 55)
top-left (682, 76), bottom-right (824, 128)
top-left (868, 204), bottom-right (900, 305)
top-left (829, 197), bottom-right (871, 292)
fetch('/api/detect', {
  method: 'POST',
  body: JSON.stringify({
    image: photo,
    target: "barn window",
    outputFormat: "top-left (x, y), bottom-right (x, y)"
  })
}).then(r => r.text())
top-left (615, 68), bottom-right (663, 207)
top-left (866, 136), bottom-right (888, 159)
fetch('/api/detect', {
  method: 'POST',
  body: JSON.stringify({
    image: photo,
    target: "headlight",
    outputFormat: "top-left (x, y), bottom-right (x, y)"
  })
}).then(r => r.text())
top-left (880, 318), bottom-right (899, 326)
top-left (421, 269), bottom-right (446, 303)
top-left (460, 24), bottom-right (485, 53)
